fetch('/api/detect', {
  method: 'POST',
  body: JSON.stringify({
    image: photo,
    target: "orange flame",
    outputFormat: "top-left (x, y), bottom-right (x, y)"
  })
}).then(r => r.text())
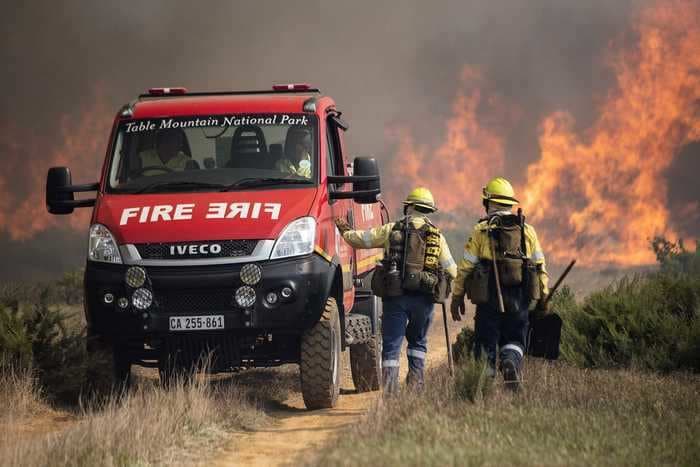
top-left (522, 0), bottom-right (700, 265)
top-left (0, 90), bottom-right (112, 240)
top-left (387, 0), bottom-right (698, 266)
top-left (385, 67), bottom-right (512, 225)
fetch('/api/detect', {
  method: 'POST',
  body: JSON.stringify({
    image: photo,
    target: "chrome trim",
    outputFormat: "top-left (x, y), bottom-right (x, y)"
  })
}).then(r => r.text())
top-left (120, 240), bottom-right (274, 266)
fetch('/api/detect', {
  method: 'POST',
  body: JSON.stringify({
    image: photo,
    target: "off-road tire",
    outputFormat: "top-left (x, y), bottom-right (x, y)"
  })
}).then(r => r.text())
top-left (350, 332), bottom-right (382, 392)
top-left (85, 336), bottom-right (131, 396)
top-left (300, 297), bottom-right (342, 409)
top-left (345, 314), bottom-right (373, 345)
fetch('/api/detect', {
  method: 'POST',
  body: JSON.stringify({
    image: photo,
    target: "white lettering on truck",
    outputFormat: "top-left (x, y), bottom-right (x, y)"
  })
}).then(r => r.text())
top-left (120, 202), bottom-right (282, 225)
top-left (205, 202), bottom-right (281, 220)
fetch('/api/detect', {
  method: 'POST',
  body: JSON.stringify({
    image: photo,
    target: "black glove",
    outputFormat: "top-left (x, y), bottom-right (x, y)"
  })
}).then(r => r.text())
top-left (334, 217), bottom-right (351, 234)
top-left (450, 295), bottom-right (466, 322)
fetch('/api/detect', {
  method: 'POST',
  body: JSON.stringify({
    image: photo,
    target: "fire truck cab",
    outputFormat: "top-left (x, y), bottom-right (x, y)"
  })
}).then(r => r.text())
top-left (46, 84), bottom-right (385, 409)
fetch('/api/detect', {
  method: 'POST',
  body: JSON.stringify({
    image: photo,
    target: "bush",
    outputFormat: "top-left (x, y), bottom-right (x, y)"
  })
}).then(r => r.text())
top-left (452, 327), bottom-right (475, 364)
top-left (453, 356), bottom-right (493, 403)
top-left (558, 238), bottom-right (700, 372)
top-left (0, 286), bottom-right (87, 402)
top-left (54, 269), bottom-right (84, 306)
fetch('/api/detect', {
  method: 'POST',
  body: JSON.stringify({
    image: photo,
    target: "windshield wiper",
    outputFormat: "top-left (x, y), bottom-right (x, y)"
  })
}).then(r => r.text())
top-left (133, 181), bottom-right (226, 194)
top-left (221, 177), bottom-right (313, 192)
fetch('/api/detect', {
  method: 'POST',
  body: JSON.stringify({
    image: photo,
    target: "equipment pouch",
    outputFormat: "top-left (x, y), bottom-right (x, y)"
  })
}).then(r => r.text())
top-left (371, 260), bottom-right (404, 298)
top-left (525, 262), bottom-right (541, 301)
top-left (370, 262), bottom-right (386, 298)
top-left (419, 271), bottom-right (438, 294)
top-left (498, 258), bottom-right (523, 287)
top-left (466, 262), bottom-right (491, 305)
top-left (432, 270), bottom-right (452, 304)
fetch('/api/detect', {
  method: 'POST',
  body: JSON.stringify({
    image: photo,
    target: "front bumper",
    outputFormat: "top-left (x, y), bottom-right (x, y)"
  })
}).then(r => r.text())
top-left (84, 254), bottom-right (335, 366)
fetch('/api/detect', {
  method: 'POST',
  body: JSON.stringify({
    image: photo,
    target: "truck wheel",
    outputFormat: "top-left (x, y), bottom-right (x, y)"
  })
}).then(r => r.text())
top-left (86, 336), bottom-right (131, 396)
top-left (350, 298), bottom-right (382, 392)
top-left (300, 297), bottom-right (342, 409)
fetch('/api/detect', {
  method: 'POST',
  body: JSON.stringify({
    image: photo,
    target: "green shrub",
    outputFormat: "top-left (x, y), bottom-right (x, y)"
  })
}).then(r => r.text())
top-left (0, 286), bottom-right (87, 402)
top-left (454, 356), bottom-right (493, 402)
top-left (558, 239), bottom-right (700, 372)
top-left (452, 327), bottom-right (475, 364)
top-left (54, 269), bottom-right (84, 305)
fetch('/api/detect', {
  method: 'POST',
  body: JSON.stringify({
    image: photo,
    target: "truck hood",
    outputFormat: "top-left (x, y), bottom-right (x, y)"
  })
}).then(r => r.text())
top-left (94, 188), bottom-right (318, 244)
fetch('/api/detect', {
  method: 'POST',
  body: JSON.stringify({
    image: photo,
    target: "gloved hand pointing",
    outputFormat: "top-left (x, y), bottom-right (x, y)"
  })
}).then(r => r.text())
top-left (450, 295), bottom-right (466, 322)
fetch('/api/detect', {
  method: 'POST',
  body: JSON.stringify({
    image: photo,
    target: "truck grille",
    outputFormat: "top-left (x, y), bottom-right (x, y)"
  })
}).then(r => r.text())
top-left (162, 332), bottom-right (240, 371)
top-left (135, 240), bottom-right (258, 260)
top-left (157, 289), bottom-right (234, 313)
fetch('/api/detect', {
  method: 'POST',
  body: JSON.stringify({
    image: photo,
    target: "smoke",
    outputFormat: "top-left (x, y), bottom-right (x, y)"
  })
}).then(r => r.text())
top-left (1, 0), bottom-right (695, 279)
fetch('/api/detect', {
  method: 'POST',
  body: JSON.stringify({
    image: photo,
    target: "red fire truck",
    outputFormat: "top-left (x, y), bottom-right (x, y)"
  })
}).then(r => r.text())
top-left (46, 84), bottom-right (385, 409)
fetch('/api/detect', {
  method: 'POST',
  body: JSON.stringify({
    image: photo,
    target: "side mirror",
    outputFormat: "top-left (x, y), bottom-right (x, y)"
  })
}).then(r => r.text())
top-left (327, 157), bottom-right (381, 204)
top-left (46, 167), bottom-right (99, 215)
top-left (351, 157), bottom-right (381, 204)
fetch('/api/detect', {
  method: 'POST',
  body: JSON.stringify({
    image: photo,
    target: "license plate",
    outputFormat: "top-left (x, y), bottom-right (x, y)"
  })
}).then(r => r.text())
top-left (169, 315), bottom-right (225, 331)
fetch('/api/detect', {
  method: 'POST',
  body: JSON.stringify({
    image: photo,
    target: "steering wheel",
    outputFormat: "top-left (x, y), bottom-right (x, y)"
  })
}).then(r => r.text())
top-left (132, 165), bottom-right (174, 176)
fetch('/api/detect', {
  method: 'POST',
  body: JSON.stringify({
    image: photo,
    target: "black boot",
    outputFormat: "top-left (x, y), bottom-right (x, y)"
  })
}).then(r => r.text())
top-left (501, 358), bottom-right (520, 391)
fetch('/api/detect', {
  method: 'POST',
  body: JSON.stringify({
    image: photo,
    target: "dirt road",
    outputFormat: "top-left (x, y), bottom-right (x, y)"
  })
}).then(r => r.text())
top-left (214, 305), bottom-right (465, 467)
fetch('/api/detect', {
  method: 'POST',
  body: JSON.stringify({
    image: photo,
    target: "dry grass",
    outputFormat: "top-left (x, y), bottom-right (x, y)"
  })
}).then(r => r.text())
top-left (0, 365), bottom-right (45, 424)
top-left (0, 365), bottom-right (296, 467)
top-left (309, 360), bottom-right (700, 467)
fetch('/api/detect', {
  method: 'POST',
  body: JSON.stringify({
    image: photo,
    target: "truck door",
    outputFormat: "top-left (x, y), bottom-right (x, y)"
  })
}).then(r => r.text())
top-left (326, 115), bottom-right (355, 295)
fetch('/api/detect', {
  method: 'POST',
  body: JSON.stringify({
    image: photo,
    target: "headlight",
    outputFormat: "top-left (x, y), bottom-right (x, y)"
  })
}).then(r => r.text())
top-left (132, 288), bottom-right (153, 310)
top-left (125, 266), bottom-right (147, 288)
top-left (88, 224), bottom-right (122, 264)
top-left (270, 217), bottom-right (316, 259)
top-left (235, 286), bottom-right (256, 308)
top-left (240, 264), bottom-right (262, 285)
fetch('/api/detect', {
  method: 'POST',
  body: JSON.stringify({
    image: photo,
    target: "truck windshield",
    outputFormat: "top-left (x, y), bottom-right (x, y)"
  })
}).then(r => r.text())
top-left (107, 114), bottom-right (317, 193)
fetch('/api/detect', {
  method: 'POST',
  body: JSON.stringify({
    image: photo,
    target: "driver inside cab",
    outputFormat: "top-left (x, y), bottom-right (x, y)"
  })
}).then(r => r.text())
top-left (139, 129), bottom-right (190, 175)
top-left (276, 126), bottom-right (312, 179)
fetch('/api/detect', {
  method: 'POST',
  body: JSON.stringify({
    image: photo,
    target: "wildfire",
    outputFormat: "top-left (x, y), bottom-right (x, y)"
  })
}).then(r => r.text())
top-left (385, 67), bottom-right (511, 226)
top-left (0, 90), bottom-right (111, 240)
top-left (522, 0), bottom-right (700, 266)
top-left (388, 0), bottom-right (699, 266)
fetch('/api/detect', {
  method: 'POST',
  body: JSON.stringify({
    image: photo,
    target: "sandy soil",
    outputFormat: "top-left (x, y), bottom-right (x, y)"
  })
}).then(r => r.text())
top-left (213, 304), bottom-right (465, 467)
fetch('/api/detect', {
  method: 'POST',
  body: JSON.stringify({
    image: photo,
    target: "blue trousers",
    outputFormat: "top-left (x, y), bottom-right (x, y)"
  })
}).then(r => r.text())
top-left (381, 294), bottom-right (434, 391)
top-left (473, 288), bottom-right (529, 372)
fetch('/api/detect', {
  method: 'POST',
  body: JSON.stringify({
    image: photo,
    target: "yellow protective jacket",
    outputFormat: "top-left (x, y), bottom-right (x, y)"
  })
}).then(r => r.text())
top-left (139, 150), bottom-right (190, 174)
top-left (452, 217), bottom-right (549, 297)
top-left (341, 216), bottom-right (458, 279)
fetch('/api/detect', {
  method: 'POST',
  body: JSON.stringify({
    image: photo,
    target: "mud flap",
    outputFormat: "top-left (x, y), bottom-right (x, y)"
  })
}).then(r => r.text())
top-left (527, 313), bottom-right (562, 360)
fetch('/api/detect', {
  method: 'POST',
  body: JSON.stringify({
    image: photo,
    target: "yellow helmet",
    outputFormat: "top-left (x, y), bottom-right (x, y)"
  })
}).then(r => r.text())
top-left (482, 177), bottom-right (519, 205)
top-left (404, 187), bottom-right (437, 212)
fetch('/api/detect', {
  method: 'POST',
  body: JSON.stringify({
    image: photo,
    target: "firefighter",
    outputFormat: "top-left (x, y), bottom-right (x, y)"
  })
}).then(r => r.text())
top-left (276, 126), bottom-right (312, 178)
top-left (450, 177), bottom-right (549, 389)
top-left (139, 129), bottom-right (191, 174)
top-left (335, 188), bottom-right (457, 393)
